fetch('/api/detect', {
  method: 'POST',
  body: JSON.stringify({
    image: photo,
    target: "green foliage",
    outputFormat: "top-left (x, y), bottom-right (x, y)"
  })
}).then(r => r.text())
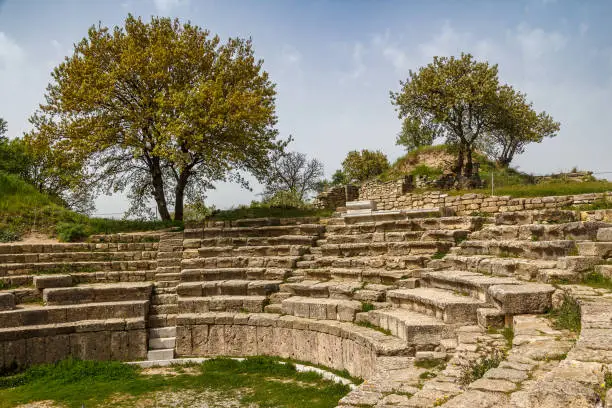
top-left (459, 350), bottom-right (504, 385)
top-left (0, 357), bottom-right (350, 408)
top-left (548, 295), bottom-right (581, 333)
top-left (419, 371), bottom-right (437, 380)
top-left (262, 151), bottom-right (324, 201)
top-left (571, 198), bottom-right (612, 211)
top-left (356, 321), bottom-right (392, 336)
top-left (0, 228), bottom-right (21, 243)
top-left (414, 359), bottom-right (446, 370)
top-left (582, 272), bottom-right (612, 291)
top-left (391, 53), bottom-right (559, 178)
top-left (27, 15), bottom-right (281, 221)
top-left (209, 202), bottom-right (332, 221)
top-left (331, 169), bottom-right (348, 185)
top-left (341, 150), bottom-right (390, 183)
top-left (183, 198), bottom-right (216, 222)
top-left (56, 223), bottom-right (88, 242)
top-left (502, 327), bottom-right (515, 349)
top-left (262, 189), bottom-right (306, 209)
top-left (410, 164), bottom-right (443, 179)
top-left (361, 302), bottom-right (375, 312)
top-left (431, 251), bottom-right (448, 259)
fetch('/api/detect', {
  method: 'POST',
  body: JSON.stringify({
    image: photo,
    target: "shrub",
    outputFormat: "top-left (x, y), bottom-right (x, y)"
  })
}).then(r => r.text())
top-left (548, 294), bottom-right (581, 333)
top-left (56, 222), bottom-right (89, 242)
top-left (459, 350), bottom-right (505, 385)
top-left (0, 228), bottom-right (21, 243)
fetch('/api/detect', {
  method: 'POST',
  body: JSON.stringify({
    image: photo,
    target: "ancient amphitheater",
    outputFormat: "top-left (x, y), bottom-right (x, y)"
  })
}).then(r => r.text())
top-left (1, 200), bottom-right (612, 407)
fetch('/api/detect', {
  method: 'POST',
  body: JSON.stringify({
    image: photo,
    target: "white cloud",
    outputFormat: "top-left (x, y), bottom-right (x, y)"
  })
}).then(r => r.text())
top-left (512, 24), bottom-right (566, 60)
top-left (153, 0), bottom-right (188, 14)
top-left (0, 32), bottom-right (24, 70)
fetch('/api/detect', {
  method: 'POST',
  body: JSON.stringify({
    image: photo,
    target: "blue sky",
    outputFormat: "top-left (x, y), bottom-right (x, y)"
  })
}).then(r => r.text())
top-left (1, 0), bottom-right (612, 216)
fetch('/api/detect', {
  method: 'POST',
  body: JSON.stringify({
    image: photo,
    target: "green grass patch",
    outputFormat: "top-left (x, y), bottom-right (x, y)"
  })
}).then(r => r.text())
top-left (451, 181), bottom-right (612, 198)
top-left (459, 350), bottom-right (505, 385)
top-left (548, 294), bottom-right (581, 333)
top-left (582, 272), bottom-right (612, 291)
top-left (431, 251), bottom-right (448, 259)
top-left (209, 205), bottom-right (333, 221)
top-left (414, 358), bottom-right (446, 370)
top-left (418, 371), bottom-right (437, 380)
top-left (571, 198), bottom-right (612, 211)
top-left (356, 321), bottom-right (392, 336)
top-left (0, 357), bottom-right (351, 408)
top-left (361, 302), bottom-right (375, 312)
top-left (502, 327), bottom-right (514, 349)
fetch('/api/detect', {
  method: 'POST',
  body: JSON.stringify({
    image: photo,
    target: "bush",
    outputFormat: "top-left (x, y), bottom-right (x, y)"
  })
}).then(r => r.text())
top-left (548, 294), bottom-right (581, 333)
top-left (56, 222), bottom-right (89, 242)
top-left (0, 229), bottom-right (21, 243)
top-left (262, 190), bottom-right (305, 209)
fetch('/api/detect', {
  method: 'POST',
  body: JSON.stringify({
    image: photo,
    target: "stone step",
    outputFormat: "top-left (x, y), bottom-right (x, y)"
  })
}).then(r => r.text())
top-left (320, 241), bottom-right (452, 257)
top-left (88, 233), bottom-right (161, 244)
top-left (428, 254), bottom-right (557, 280)
top-left (149, 326), bottom-right (176, 338)
top-left (177, 280), bottom-right (281, 297)
top-left (264, 303), bottom-right (282, 313)
top-left (178, 295), bottom-right (268, 313)
top-left (325, 231), bottom-right (423, 244)
top-left (147, 348), bottom-right (174, 360)
top-left (537, 268), bottom-right (581, 283)
top-left (300, 268), bottom-right (416, 284)
top-left (149, 337), bottom-right (176, 350)
top-left (576, 242), bottom-right (612, 258)
top-left (421, 270), bottom-right (520, 302)
top-left (342, 209), bottom-right (442, 224)
top-left (148, 313), bottom-right (177, 328)
top-left (0, 292), bottom-right (15, 311)
top-left (595, 264), bottom-right (612, 279)
top-left (33, 274), bottom-right (72, 289)
top-left (42, 282), bottom-right (153, 306)
top-left (185, 224), bottom-right (324, 239)
top-left (304, 255), bottom-right (429, 271)
top-left (494, 209), bottom-right (578, 225)
top-left (387, 287), bottom-right (486, 323)
top-left (151, 294), bottom-right (177, 305)
top-left (0, 241), bottom-right (158, 255)
top-left (488, 283), bottom-right (555, 314)
top-left (279, 280), bottom-right (363, 299)
top-left (356, 308), bottom-right (452, 346)
top-left (469, 221), bottom-right (609, 242)
top-left (597, 227), bottom-right (612, 241)
top-left (155, 280), bottom-right (180, 288)
top-left (0, 300), bottom-right (149, 328)
top-left (281, 296), bottom-right (362, 321)
top-left (0, 275), bottom-right (33, 288)
top-left (181, 256), bottom-right (299, 270)
top-left (0, 250), bottom-right (158, 264)
top-left (184, 235), bottom-right (317, 248)
top-left (154, 272), bottom-right (181, 281)
top-left (150, 304), bottom-right (178, 315)
top-left (325, 216), bottom-right (485, 235)
top-left (0, 260), bottom-right (158, 277)
top-left (180, 268), bottom-right (290, 282)
top-left (457, 240), bottom-right (576, 260)
top-left (189, 245), bottom-right (310, 258)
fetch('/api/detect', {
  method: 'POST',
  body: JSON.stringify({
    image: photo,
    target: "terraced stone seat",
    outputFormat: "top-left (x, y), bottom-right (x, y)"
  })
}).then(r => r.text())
top-left (325, 216), bottom-right (485, 235)
top-left (302, 255), bottom-right (429, 271)
top-left (184, 224), bottom-right (325, 239)
top-left (0, 260), bottom-right (157, 277)
top-left (387, 287), bottom-right (486, 323)
top-left (0, 292), bottom-right (15, 311)
top-left (180, 267), bottom-right (290, 282)
top-left (176, 280), bottom-right (281, 297)
top-left (320, 241), bottom-right (452, 257)
top-left (184, 235), bottom-right (317, 248)
top-left (494, 209), bottom-right (579, 225)
top-left (299, 267), bottom-right (413, 284)
top-left (42, 282), bottom-right (153, 305)
top-left (181, 255), bottom-right (299, 270)
top-left (280, 280), bottom-right (363, 299)
top-left (428, 254), bottom-right (558, 280)
top-left (178, 295), bottom-right (267, 313)
top-left (281, 296), bottom-right (361, 321)
top-left (420, 270), bottom-right (521, 302)
top-left (469, 221), bottom-right (610, 241)
top-left (457, 239), bottom-right (576, 260)
top-left (342, 209), bottom-right (443, 224)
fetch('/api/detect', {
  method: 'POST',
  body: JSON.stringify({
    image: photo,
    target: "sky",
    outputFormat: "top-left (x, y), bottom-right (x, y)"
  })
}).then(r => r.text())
top-left (1, 0), bottom-right (612, 217)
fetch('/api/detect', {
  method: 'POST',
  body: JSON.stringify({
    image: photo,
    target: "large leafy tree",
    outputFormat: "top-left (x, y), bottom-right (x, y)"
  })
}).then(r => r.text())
top-left (484, 85), bottom-right (560, 167)
top-left (27, 15), bottom-right (280, 221)
top-left (391, 53), bottom-right (499, 178)
top-left (342, 149), bottom-right (390, 182)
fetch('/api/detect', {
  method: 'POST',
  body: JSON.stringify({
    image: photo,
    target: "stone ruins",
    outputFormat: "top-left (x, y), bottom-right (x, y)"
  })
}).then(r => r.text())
top-left (1, 199), bottom-right (612, 407)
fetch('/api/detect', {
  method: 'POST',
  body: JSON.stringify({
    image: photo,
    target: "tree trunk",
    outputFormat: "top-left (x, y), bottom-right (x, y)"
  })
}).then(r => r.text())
top-left (150, 159), bottom-right (172, 221)
top-left (453, 144), bottom-right (465, 176)
top-left (465, 147), bottom-right (473, 178)
top-left (173, 172), bottom-right (189, 222)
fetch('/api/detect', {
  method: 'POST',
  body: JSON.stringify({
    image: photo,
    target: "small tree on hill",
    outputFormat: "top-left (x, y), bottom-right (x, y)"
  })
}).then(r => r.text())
top-left (262, 151), bottom-right (324, 201)
top-left (342, 150), bottom-right (390, 182)
top-left (484, 85), bottom-right (560, 167)
top-left (395, 116), bottom-right (440, 152)
top-left (27, 15), bottom-right (282, 221)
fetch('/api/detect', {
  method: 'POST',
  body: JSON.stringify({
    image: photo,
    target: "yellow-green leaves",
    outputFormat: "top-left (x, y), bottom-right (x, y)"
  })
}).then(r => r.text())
top-left (27, 15), bottom-right (279, 221)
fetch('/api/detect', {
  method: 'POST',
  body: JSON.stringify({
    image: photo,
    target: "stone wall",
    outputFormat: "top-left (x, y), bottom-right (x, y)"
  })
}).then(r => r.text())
top-left (314, 185), bottom-right (359, 210)
top-left (358, 181), bottom-right (611, 215)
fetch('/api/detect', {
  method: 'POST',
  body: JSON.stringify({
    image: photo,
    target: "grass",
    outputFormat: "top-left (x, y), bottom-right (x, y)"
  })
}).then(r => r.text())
top-left (502, 327), bottom-right (515, 349)
top-left (547, 294), bottom-right (581, 333)
top-left (361, 302), bottom-right (375, 312)
top-left (356, 321), bottom-right (392, 336)
top-left (571, 198), bottom-right (612, 211)
top-left (415, 358), bottom-right (446, 370)
top-left (431, 251), bottom-right (448, 259)
top-left (208, 205), bottom-right (333, 221)
top-left (459, 350), bottom-right (505, 385)
top-left (0, 357), bottom-right (351, 408)
top-left (0, 171), bottom-right (182, 242)
top-left (451, 181), bottom-right (612, 198)
top-left (582, 271), bottom-right (612, 291)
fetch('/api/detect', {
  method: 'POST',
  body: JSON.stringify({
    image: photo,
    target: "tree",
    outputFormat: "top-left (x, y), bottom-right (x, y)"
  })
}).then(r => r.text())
top-left (0, 118), bottom-right (6, 141)
top-left (391, 53), bottom-right (499, 178)
top-left (341, 150), bottom-right (390, 182)
top-left (484, 85), bottom-right (559, 167)
top-left (395, 116), bottom-right (440, 152)
top-left (262, 151), bottom-right (324, 201)
top-left (27, 15), bottom-right (281, 221)
top-left (331, 169), bottom-right (348, 185)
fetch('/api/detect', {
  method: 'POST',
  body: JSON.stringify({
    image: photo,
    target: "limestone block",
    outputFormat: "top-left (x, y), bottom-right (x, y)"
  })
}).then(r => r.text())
top-left (597, 227), bottom-right (612, 242)
top-left (489, 284), bottom-right (554, 314)
top-left (33, 274), bottom-right (73, 289)
top-left (509, 379), bottom-right (600, 408)
top-left (316, 332), bottom-right (343, 370)
top-left (191, 325), bottom-right (210, 356)
top-left (255, 325), bottom-right (275, 356)
top-left (128, 329), bottom-right (147, 360)
top-left (0, 292), bottom-right (15, 311)
top-left (25, 336), bottom-right (47, 366)
top-left (207, 325), bottom-right (226, 356)
top-left (110, 331), bottom-right (130, 361)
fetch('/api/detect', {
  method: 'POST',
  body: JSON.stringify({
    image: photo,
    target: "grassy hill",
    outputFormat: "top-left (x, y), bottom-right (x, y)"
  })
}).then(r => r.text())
top-left (0, 172), bottom-right (179, 242)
